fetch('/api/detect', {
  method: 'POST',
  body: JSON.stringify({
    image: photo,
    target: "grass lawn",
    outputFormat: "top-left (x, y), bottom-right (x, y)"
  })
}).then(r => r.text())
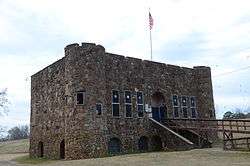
top-left (1, 139), bottom-right (250, 166)
top-left (0, 139), bottom-right (29, 154)
top-left (12, 148), bottom-right (250, 166)
top-left (14, 155), bottom-right (53, 165)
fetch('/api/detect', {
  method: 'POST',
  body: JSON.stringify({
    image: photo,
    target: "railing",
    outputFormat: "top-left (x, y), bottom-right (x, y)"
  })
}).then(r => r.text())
top-left (162, 118), bottom-right (250, 150)
top-left (163, 118), bottom-right (250, 134)
top-left (149, 118), bottom-right (194, 145)
top-left (224, 137), bottom-right (250, 150)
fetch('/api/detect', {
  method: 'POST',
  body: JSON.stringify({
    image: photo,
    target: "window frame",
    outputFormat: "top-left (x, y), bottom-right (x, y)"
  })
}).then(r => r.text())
top-left (181, 95), bottom-right (189, 118)
top-left (172, 94), bottom-right (180, 118)
top-left (112, 90), bottom-right (120, 117)
top-left (76, 91), bottom-right (85, 105)
top-left (136, 91), bottom-right (144, 118)
top-left (96, 103), bottom-right (102, 116)
top-left (124, 90), bottom-right (132, 118)
top-left (190, 96), bottom-right (197, 119)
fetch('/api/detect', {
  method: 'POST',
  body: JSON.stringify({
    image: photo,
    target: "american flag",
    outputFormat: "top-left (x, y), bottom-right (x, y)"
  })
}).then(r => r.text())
top-left (149, 12), bottom-right (154, 30)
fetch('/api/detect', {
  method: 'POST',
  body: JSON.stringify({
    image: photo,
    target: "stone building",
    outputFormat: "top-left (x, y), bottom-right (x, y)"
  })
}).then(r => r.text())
top-left (30, 42), bottom-right (216, 160)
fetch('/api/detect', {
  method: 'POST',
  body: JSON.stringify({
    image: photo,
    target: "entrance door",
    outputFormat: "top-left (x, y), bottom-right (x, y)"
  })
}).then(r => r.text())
top-left (159, 106), bottom-right (166, 121)
top-left (60, 140), bottom-right (65, 159)
top-left (152, 106), bottom-right (166, 122)
top-left (152, 107), bottom-right (160, 121)
top-left (38, 142), bottom-right (44, 157)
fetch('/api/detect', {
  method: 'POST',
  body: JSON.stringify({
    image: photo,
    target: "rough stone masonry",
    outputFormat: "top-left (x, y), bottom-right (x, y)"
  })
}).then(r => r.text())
top-left (30, 42), bottom-right (216, 160)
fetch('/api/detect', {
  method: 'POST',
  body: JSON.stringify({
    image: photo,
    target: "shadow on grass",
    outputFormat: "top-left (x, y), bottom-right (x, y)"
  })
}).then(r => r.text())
top-left (14, 155), bottom-right (55, 165)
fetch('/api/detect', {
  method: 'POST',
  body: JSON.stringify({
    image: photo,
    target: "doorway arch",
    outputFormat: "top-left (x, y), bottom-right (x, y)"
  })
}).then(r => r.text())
top-left (60, 140), bottom-right (65, 159)
top-left (151, 135), bottom-right (163, 151)
top-left (38, 141), bottom-right (44, 157)
top-left (108, 137), bottom-right (121, 154)
top-left (138, 136), bottom-right (149, 151)
top-left (151, 92), bottom-right (167, 122)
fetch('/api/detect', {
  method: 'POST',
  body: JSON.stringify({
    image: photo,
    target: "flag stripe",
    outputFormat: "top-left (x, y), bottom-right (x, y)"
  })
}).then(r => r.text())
top-left (149, 12), bottom-right (153, 30)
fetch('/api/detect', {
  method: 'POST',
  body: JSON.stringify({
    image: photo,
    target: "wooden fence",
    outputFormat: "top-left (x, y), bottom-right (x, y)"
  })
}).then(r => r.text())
top-left (163, 118), bottom-right (250, 150)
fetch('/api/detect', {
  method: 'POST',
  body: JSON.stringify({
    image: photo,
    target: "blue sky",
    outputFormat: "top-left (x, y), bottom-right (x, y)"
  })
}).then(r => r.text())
top-left (0, 0), bottom-right (250, 129)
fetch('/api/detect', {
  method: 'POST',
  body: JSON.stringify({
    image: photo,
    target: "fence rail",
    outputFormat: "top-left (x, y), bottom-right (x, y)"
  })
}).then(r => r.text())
top-left (163, 118), bottom-right (250, 134)
top-left (163, 118), bottom-right (250, 150)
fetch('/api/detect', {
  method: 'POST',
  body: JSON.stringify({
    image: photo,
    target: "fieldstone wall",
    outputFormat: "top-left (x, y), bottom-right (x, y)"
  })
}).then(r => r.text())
top-left (30, 42), bottom-right (216, 160)
top-left (30, 58), bottom-right (66, 159)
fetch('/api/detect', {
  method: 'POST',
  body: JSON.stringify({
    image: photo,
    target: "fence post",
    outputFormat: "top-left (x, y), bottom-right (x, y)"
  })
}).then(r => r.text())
top-left (247, 138), bottom-right (250, 150)
top-left (222, 121), bottom-right (226, 150)
top-left (236, 121), bottom-right (239, 132)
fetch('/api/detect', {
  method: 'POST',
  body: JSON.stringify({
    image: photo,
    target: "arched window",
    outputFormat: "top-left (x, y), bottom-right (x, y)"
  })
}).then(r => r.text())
top-left (108, 137), bottom-right (121, 154)
top-left (151, 135), bottom-right (163, 151)
top-left (138, 136), bottom-right (149, 151)
top-left (60, 140), bottom-right (65, 159)
top-left (38, 141), bottom-right (44, 157)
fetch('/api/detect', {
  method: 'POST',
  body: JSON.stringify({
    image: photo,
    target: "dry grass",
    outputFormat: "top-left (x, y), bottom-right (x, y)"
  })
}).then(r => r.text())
top-left (1, 139), bottom-right (250, 166)
top-left (0, 139), bottom-right (29, 154)
top-left (12, 148), bottom-right (250, 166)
top-left (15, 155), bottom-right (53, 165)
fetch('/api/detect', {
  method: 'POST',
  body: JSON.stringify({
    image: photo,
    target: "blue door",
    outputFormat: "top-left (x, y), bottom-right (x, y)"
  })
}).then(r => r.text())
top-left (152, 106), bottom-right (166, 122)
top-left (160, 106), bottom-right (165, 121)
top-left (152, 107), bottom-right (160, 121)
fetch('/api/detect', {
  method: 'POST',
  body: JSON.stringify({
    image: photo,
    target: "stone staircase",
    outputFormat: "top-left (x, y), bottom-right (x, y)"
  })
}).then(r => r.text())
top-left (149, 118), bottom-right (212, 148)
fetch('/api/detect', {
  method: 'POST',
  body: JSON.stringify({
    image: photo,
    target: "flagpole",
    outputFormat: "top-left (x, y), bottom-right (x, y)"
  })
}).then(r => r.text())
top-left (148, 8), bottom-right (153, 61)
top-left (150, 28), bottom-right (152, 61)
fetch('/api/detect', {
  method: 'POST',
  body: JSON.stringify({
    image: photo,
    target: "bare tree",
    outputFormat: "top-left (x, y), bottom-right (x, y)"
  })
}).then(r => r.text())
top-left (0, 88), bottom-right (8, 116)
top-left (0, 89), bottom-right (8, 138)
top-left (7, 125), bottom-right (29, 140)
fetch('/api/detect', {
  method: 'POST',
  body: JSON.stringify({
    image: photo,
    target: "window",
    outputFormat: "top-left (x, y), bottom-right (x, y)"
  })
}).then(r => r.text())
top-left (182, 107), bottom-right (188, 118)
top-left (112, 90), bottom-right (119, 117)
top-left (190, 97), bottom-right (197, 118)
top-left (181, 96), bottom-right (187, 107)
top-left (108, 137), bottom-right (121, 154)
top-left (173, 95), bottom-right (178, 107)
top-left (181, 96), bottom-right (188, 118)
top-left (76, 91), bottom-right (85, 105)
top-left (173, 107), bottom-right (179, 118)
top-left (137, 92), bottom-right (143, 104)
top-left (125, 91), bottom-right (132, 117)
top-left (137, 92), bottom-right (144, 117)
top-left (172, 95), bottom-right (179, 118)
top-left (138, 105), bottom-right (144, 117)
top-left (96, 103), bottom-right (102, 115)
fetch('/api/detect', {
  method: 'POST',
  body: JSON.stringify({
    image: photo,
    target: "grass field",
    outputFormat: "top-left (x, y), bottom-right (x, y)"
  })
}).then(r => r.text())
top-left (13, 148), bottom-right (250, 166)
top-left (0, 139), bottom-right (249, 166)
top-left (0, 139), bottom-right (29, 154)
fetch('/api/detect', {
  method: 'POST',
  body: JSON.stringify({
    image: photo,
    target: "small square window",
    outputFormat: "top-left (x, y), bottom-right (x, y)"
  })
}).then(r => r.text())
top-left (96, 103), bottom-right (102, 115)
top-left (77, 91), bottom-right (85, 105)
